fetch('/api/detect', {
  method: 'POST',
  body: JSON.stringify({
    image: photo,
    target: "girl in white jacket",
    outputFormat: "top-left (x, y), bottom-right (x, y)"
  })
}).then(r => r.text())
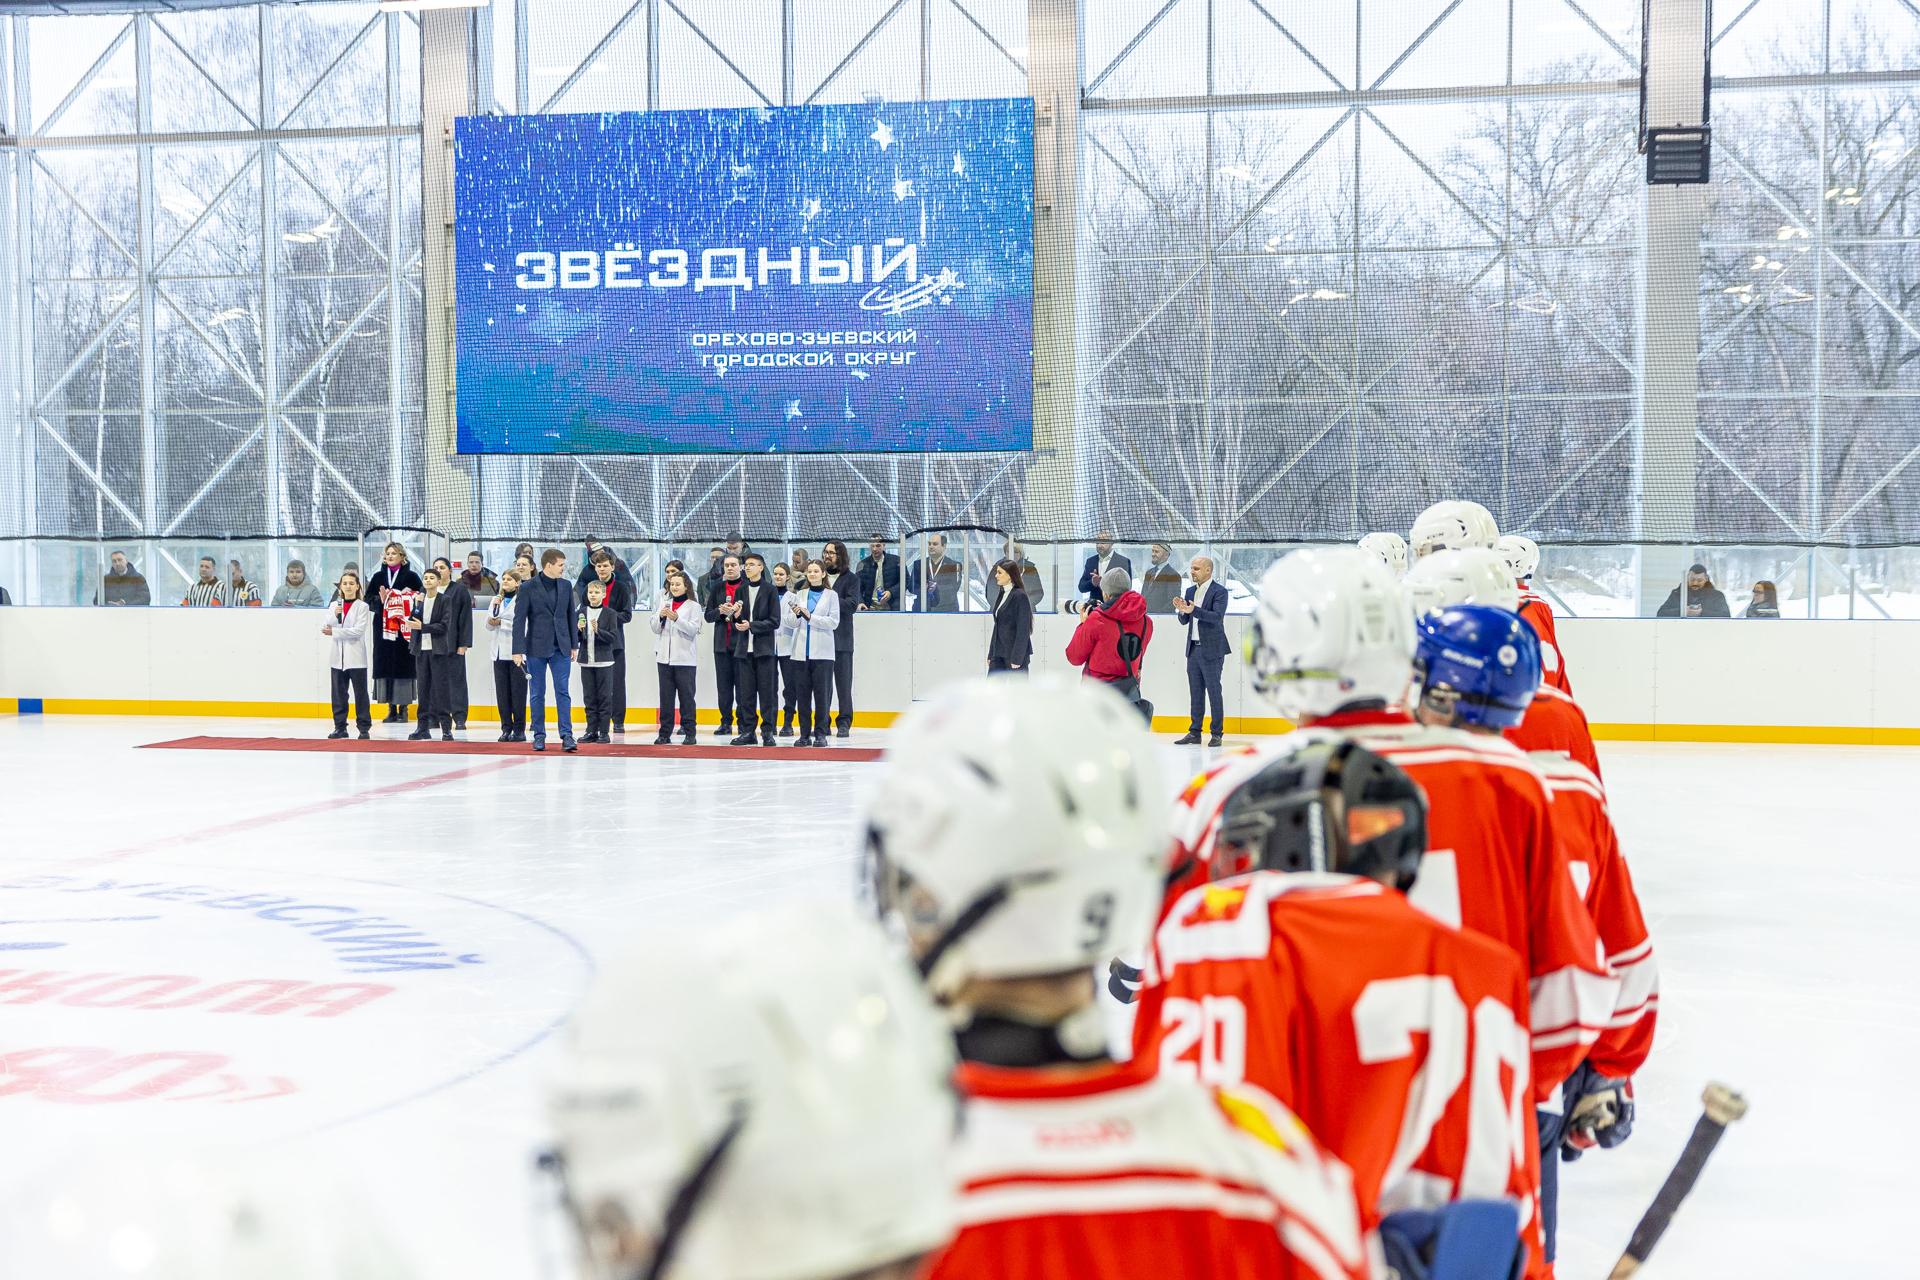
top-left (650, 569), bottom-right (704, 744)
top-left (772, 561), bottom-right (805, 737)
top-left (321, 570), bottom-right (373, 739)
top-left (787, 560), bottom-right (840, 747)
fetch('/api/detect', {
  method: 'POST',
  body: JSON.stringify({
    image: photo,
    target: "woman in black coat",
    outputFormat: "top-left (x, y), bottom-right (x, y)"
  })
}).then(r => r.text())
top-left (987, 558), bottom-right (1034, 675)
top-left (822, 540), bottom-right (862, 737)
top-left (367, 541), bottom-right (425, 722)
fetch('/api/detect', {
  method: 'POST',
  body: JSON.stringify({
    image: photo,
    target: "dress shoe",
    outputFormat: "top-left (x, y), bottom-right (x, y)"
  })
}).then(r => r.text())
top-left (813, 735), bottom-right (831, 748)
top-left (407, 729), bottom-right (430, 741)
top-left (761, 732), bottom-right (776, 747)
top-left (454, 720), bottom-right (466, 731)
top-left (441, 729), bottom-right (454, 742)
top-left (680, 734), bottom-right (697, 745)
top-left (731, 732), bottom-right (757, 747)
top-left (836, 727), bottom-right (851, 739)
top-left (790, 734), bottom-right (811, 747)
top-left (561, 738), bottom-right (578, 753)
top-left (652, 734), bottom-right (672, 746)
top-left (532, 738), bottom-right (546, 752)
top-left (357, 728), bottom-right (370, 740)
top-left (496, 730), bottom-right (510, 742)
top-left (327, 728), bottom-right (348, 740)
top-left (779, 724), bottom-right (796, 738)
top-left (611, 723), bottom-right (625, 734)
top-left (1174, 732), bottom-right (1202, 745)
top-left (1208, 735), bottom-right (1224, 747)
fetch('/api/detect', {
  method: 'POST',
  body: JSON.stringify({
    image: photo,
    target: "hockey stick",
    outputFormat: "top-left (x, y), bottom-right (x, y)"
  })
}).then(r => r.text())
top-left (1607, 1082), bottom-right (1750, 1279)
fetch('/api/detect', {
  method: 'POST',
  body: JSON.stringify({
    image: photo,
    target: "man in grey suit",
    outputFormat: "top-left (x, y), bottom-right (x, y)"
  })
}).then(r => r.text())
top-left (1173, 555), bottom-right (1230, 746)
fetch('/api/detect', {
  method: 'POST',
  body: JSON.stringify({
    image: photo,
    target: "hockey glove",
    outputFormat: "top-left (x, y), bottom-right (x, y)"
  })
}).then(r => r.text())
top-left (1563, 1069), bottom-right (1634, 1159)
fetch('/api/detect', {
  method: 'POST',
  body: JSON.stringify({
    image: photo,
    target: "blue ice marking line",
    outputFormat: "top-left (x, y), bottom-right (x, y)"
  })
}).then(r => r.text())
top-left (0, 913), bottom-right (163, 951)
top-left (0, 942), bottom-right (66, 951)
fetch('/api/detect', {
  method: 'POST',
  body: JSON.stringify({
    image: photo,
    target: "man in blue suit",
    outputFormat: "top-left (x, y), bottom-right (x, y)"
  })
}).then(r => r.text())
top-left (1172, 554), bottom-right (1229, 746)
top-left (512, 548), bottom-right (580, 753)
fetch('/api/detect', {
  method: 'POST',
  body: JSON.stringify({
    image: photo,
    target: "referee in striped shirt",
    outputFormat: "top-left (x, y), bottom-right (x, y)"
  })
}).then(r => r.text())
top-left (181, 557), bottom-right (230, 607)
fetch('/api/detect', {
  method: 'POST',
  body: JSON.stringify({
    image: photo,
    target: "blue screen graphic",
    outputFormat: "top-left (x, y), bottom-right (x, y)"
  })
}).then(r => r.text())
top-left (453, 99), bottom-right (1034, 455)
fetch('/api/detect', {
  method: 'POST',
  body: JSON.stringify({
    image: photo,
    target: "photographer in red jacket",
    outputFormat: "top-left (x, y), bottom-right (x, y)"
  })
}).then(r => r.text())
top-left (1065, 567), bottom-right (1153, 716)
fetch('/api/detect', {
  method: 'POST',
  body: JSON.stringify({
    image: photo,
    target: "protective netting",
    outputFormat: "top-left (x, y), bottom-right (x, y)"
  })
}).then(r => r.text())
top-left (5, 1), bottom-right (1920, 551)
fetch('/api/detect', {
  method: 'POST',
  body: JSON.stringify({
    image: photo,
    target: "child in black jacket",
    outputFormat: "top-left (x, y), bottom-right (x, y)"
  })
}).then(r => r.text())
top-left (577, 578), bottom-right (623, 744)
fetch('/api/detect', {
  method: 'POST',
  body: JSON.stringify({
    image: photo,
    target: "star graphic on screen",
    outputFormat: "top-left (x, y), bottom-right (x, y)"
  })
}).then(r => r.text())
top-left (871, 119), bottom-right (895, 150)
top-left (514, 303), bottom-right (527, 314)
top-left (784, 399), bottom-right (804, 420)
top-left (801, 196), bottom-right (823, 224)
top-left (893, 176), bottom-right (916, 202)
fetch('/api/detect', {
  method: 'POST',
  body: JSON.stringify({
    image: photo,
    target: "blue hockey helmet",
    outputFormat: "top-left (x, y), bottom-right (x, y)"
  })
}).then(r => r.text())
top-left (1412, 605), bottom-right (1541, 730)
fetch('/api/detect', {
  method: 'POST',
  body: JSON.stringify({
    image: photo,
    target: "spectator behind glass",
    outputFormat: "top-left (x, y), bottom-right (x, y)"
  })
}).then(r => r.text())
top-left (513, 542), bottom-right (535, 572)
top-left (859, 534), bottom-right (902, 611)
top-left (1076, 532), bottom-right (1132, 606)
top-left (1139, 541), bottom-right (1184, 614)
top-left (1656, 562), bottom-right (1731, 618)
top-left (705, 545), bottom-right (728, 587)
top-left (272, 559), bottom-right (325, 608)
top-left (788, 546), bottom-right (810, 587)
top-left (321, 570), bottom-right (372, 739)
top-left (182, 556), bottom-right (228, 607)
top-left (488, 568), bottom-right (527, 742)
top-left (987, 558), bottom-right (1033, 675)
top-left (227, 559), bottom-right (262, 607)
top-left (1744, 580), bottom-right (1781, 619)
top-left (99, 550), bottom-right (151, 606)
top-left (1065, 566), bottom-right (1153, 714)
top-left (461, 550), bottom-right (499, 599)
top-left (650, 568), bottom-right (703, 745)
top-left (907, 532), bottom-right (963, 613)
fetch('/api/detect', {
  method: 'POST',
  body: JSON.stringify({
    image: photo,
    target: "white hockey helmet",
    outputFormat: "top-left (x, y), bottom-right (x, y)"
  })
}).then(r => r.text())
top-left (1456, 499), bottom-right (1500, 548)
top-left (1357, 531), bottom-right (1409, 578)
top-left (1495, 534), bottom-right (1541, 582)
top-left (1245, 547), bottom-right (1415, 721)
top-left (864, 674), bottom-right (1167, 998)
top-left (1404, 547), bottom-right (1520, 618)
top-left (0, 1148), bottom-right (415, 1279)
top-left (546, 900), bottom-right (956, 1280)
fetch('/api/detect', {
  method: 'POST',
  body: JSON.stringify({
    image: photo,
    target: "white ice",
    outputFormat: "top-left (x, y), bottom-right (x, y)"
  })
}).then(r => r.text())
top-left (0, 715), bottom-right (1912, 1278)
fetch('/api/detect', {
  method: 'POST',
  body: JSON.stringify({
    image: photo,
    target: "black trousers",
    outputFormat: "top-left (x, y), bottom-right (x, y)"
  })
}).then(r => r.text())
top-left (798, 660), bottom-right (834, 736)
top-left (780, 657), bottom-right (807, 717)
top-left (493, 659), bottom-right (526, 732)
top-left (331, 667), bottom-right (370, 730)
top-left (831, 649), bottom-right (855, 732)
top-left (449, 655), bottom-right (469, 726)
top-left (417, 651), bottom-right (457, 729)
top-left (712, 647), bottom-right (737, 731)
top-left (581, 665), bottom-right (616, 735)
top-left (657, 663), bottom-right (697, 738)
top-left (1187, 647), bottom-right (1226, 736)
top-left (609, 646), bottom-right (627, 730)
top-left (987, 658), bottom-right (1029, 677)
top-left (735, 653), bottom-right (778, 735)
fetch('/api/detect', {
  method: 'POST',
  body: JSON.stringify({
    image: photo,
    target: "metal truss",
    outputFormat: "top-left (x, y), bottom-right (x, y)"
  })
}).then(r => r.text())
top-left (1, 5), bottom-right (423, 595)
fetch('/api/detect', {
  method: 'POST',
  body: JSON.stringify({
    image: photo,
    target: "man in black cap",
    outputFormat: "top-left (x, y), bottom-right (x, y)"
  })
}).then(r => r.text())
top-left (1656, 562), bottom-right (1731, 618)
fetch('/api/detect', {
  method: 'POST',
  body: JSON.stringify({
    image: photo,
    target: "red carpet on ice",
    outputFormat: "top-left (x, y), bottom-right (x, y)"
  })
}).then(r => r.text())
top-left (137, 735), bottom-right (884, 762)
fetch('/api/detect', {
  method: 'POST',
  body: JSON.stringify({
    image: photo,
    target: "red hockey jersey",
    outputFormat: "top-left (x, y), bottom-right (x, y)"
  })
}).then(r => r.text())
top-left (1529, 753), bottom-right (1658, 1079)
top-left (1314, 710), bottom-right (1618, 1099)
top-left (932, 1055), bottom-right (1370, 1280)
top-left (1136, 873), bottom-right (1541, 1251)
top-left (1505, 682), bottom-right (1602, 780)
top-left (1518, 593), bottom-right (1572, 696)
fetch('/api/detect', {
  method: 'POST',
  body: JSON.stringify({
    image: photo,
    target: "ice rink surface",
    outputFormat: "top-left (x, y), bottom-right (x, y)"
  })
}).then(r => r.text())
top-left (1, 713), bottom-right (1913, 1278)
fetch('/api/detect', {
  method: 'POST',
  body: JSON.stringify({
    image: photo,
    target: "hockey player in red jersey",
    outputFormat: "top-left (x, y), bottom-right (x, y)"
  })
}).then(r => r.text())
top-left (1506, 679), bottom-right (1602, 779)
top-left (1526, 748), bottom-right (1658, 1264)
top-left (1227, 549), bottom-right (1616, 1102)
top-left (1496, 535), bottom-right (1573, 696)
top-left (1136, 738), bottom-right (1538, 1278)
top-left (865, 675), bottom-right (1372, 1280)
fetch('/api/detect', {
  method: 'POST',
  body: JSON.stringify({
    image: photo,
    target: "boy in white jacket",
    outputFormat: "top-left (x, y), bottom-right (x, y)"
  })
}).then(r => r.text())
top-left (321, 570), bottom-right (373, 739)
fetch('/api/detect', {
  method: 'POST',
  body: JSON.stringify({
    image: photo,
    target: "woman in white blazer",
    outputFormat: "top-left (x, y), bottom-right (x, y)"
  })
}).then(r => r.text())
top-left (772, 561), bottom-right (805, 737)
top-left (487, 570), bottom-right (527, 742)
top-left (786, 559), bottom-right (840, 747)
top-left (650, 568), bottom-right (705, 744)
top-left (321, 570), bottom-right (373, 739)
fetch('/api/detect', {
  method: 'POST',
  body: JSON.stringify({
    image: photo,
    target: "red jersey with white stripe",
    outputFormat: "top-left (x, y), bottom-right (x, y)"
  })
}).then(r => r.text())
top-left (1135, 872), bottom-right (1542, 1254)
top-left (1518, 593), bottom-right (1572, 695)
top-left (1506, 681), bottom-right (1602, 780)
top-left (1529, 753), bottom-right (1658, 1079)
top-left (931, 1055), bottom-right (1371, 1280)
top-left (1314, 709), bottom-right (1618, 1099)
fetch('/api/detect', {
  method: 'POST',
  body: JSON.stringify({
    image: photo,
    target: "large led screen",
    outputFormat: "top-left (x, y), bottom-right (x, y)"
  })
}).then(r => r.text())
top-left (454, 98), bottom-right (1034, 455)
